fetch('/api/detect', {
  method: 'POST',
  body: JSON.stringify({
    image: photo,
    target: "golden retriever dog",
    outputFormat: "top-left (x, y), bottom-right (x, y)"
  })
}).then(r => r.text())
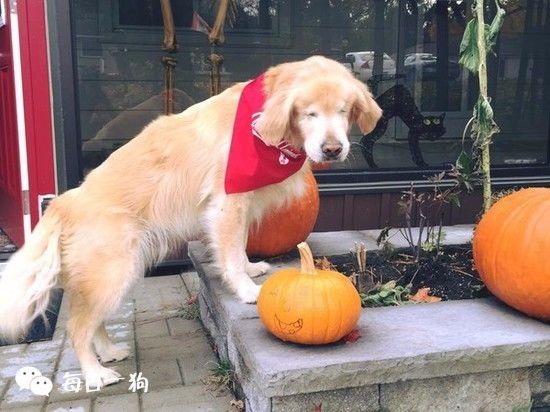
top-left (0, 56), bottom-right (381, 388)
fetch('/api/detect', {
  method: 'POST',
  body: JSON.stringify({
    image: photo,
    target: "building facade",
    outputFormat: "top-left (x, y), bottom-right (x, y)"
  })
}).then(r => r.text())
top-left (1, 0), bottom-right (550, 246)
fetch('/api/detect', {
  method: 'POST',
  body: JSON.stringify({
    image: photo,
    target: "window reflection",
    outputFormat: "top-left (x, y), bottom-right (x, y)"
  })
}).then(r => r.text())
top-left (72, 0), bottom-right (550, 175)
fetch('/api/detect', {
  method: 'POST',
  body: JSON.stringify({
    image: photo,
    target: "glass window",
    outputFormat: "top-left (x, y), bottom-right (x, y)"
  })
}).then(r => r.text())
top-left (71, 0), bottom-right (550, 177)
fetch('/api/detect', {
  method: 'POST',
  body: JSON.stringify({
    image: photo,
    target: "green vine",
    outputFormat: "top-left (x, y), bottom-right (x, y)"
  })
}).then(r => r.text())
top-left (457, 0), bottom-right (506, 212)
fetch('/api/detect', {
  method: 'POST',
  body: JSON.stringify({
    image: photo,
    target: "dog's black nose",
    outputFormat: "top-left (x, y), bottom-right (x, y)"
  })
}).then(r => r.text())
top-left (321, 144), bottom-right (343, 159)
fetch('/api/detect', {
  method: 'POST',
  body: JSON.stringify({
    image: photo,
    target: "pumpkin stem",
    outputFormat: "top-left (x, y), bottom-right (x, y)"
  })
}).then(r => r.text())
top-left (297, 242), bottom-right (317, 275)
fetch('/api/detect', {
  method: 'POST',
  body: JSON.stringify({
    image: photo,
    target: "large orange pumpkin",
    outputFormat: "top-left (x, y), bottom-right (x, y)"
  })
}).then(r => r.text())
top-left (473, 188), bottom-right (550, 321)
top-left (257, 242), bottom-right (362, 344)
top-left (246, 170), bottom-right (319, 257)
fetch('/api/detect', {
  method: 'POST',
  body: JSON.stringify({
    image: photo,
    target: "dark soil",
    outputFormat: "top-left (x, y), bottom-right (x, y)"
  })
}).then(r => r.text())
top-left (325, 245), bottom-right (490, 301)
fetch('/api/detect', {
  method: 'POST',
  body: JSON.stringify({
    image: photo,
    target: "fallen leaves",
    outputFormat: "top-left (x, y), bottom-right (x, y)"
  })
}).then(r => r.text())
top-left (314, 257), bottom-right (336, 271)
top-left (409, 287), bottom-right (442, 303)
top-left (230, 399), bottom-right (245, 411)
top-left (187, 293), bottom-right (198, 305)
top-left (342, 329), bottom-right (362, 344)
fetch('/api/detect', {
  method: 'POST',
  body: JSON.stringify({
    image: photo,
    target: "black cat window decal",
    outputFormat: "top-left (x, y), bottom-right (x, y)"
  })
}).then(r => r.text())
top-left (361, 84), bottom-right (446, 168)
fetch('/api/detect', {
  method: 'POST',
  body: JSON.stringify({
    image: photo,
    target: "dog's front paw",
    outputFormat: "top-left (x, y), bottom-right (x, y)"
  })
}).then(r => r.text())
top-left (237, 282), bottom-right (262, 304)
top-left (85, 366), bottom-right (123, 389)
top-left (246, 261), bottom-right (271, 278)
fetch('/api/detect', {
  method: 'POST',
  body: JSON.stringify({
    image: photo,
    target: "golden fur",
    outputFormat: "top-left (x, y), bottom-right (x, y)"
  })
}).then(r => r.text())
top-left (0, 56), bottom-right (381, 387)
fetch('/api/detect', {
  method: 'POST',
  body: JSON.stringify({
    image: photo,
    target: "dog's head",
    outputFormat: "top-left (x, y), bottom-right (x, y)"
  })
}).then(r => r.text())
top-left (255, 56), bottom-right (382, 163)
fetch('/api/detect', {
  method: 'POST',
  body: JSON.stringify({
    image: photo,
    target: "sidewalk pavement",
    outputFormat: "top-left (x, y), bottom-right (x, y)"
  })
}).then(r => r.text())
top-left (0, 272), bottom-right (237, 411)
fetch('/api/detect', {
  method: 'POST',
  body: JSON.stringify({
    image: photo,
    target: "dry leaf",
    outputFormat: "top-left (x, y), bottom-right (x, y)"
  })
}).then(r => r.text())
top-left (343, 328), bottom-right (362, 344)
top-left (187, 294), bottom-right (198, 305)
top-left (312, 403), bottom-right (323, 412)
top-left (314, 257), bottom-right (335, 271)
top-left (409, 288), bottom-right (442, 303)
top-left (230, 399), bottom-right (245, 411)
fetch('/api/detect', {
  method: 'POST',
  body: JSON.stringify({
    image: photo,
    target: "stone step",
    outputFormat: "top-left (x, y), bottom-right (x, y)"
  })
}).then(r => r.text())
top-left (189, 226), bottom-right (550, 412)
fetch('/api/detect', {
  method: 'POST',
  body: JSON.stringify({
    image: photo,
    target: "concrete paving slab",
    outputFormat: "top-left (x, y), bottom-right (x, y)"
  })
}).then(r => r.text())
top-left (24, 338), bottom-right (64, 354)
top-left (139, 359), bottom-right (183, 390)
top-left (141, 384), bottom-right (232, 412)
top-left (166, 318), bottom-right (203, 336)
top-left (45, 398), bottom-right (91, 412)
top-left (1, 379), bottom-right (49, 409)
top-left (8, 346), bottom-right (59, 365)
top-left (93, 393), bottom-right (139, 412)
top-left (178, 349), bottom-right (218, 386)
top-left (0, 344), bottom-right (28, 356)
top-left (135, 319), bottom-right (170, 340)
top-left (0, 360), bottom-right (55, 382)
top-left (104, 322), bottom-right (134, 344)
top-left (56, 348), bottom-right (80, 372)
top-left (136, 332), bottom-right (211, 362)
top-left (2, 406), bottom-right (46, 412)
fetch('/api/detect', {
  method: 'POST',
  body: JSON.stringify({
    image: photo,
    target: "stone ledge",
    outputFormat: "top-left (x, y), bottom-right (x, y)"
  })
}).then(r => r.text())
top-left (230, 299), bottom-right (550, 397)
top-left (189, 226), bottom-right (550, 410)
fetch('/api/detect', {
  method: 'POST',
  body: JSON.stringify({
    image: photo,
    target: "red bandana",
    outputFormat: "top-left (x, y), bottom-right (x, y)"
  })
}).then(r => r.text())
top-left (224, 74), bottom-right (306, 194)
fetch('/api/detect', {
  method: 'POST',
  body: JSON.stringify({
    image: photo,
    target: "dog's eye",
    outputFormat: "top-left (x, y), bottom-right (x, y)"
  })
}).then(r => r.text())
top-left (339, 109), bottom-right (347, 114)
top-left (306, 112), bottom-right (318, 118)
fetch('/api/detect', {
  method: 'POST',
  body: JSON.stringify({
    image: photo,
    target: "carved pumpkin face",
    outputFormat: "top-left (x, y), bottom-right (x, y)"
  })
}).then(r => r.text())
top-left (257, 243), bottom-right (361, 344)
top-left (473, 188), bottom-right (550, 320)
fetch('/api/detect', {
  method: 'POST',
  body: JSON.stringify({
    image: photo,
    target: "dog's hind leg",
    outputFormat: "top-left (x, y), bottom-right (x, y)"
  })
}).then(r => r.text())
top-left (93, 323), bottom-right (130, 363)
top-left (67, 295), bottom-right (124, 388)
top-left (65, 227), bottom-right (141, 388)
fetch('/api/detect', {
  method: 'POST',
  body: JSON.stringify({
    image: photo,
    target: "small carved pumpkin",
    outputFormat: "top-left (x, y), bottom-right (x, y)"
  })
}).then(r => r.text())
top-left (473, 188), bottom-right (550, 320)
top-left (246, 170), bottom-right (319, 257)
top-left (257, 242), bottom-right (362, 344)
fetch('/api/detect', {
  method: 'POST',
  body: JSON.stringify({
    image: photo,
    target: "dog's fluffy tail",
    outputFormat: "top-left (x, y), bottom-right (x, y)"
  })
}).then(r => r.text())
top-left (0, 209), bottom-right (62, 342)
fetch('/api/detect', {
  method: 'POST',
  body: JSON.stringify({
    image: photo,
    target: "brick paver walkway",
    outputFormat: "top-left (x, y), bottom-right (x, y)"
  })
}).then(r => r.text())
top-left (0, 273), bottom-right (234, 411)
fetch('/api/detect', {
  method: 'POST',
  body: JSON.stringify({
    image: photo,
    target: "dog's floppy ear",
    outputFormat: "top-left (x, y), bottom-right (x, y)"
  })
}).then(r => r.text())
top-left (350, 79), bottom-right (383, 135)
top-left (255, 63), bottom-right (297, 146)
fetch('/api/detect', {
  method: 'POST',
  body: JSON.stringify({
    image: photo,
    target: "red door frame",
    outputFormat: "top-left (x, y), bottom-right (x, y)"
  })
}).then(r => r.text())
top-left (0, 0), bottom-right (55, 246)
top-left (16, 0), bottom-right (55, 229)
top-left (0, 0), bottom-right (24, 246)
